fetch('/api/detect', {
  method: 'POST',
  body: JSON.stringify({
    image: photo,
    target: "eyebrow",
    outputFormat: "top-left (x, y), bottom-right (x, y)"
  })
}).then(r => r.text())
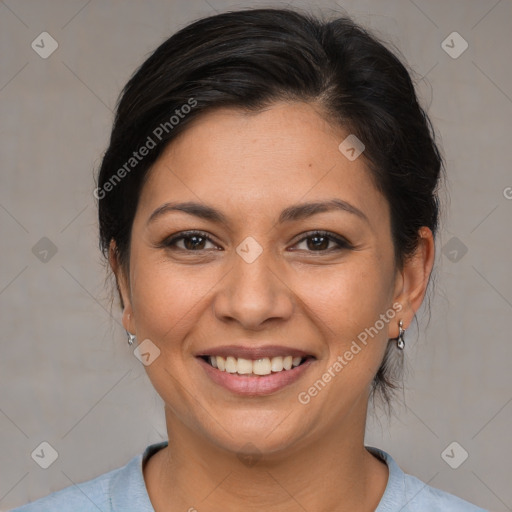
top-left (146, 198), bottom-right (369, 227)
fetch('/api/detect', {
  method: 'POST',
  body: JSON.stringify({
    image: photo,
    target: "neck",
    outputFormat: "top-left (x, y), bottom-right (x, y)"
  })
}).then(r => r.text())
top-left (144, 400), bottom-right (388, 512)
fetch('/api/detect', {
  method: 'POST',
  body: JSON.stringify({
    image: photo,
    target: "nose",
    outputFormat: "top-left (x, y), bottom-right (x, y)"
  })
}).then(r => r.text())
top-left (212, 244), bottom-right (294, 330)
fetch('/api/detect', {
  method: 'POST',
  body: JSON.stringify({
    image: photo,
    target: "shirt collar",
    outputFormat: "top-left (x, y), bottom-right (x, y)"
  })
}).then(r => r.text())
top-left (367, 445), bottom-right (407, 511)
top-left (110, 440), bottom-right (169, 511)
top-left (109, 441), bottom-right (404, 511)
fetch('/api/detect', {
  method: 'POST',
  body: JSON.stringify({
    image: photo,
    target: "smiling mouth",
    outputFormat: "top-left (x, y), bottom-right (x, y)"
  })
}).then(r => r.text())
top-left (199, 355), bottom-right (312, 376)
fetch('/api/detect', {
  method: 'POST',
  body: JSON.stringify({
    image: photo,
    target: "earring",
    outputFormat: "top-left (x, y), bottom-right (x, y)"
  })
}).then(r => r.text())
top-left (127, 331), bottom-right (136, 346)
top-left (396, 320), bottom-right (405, 350)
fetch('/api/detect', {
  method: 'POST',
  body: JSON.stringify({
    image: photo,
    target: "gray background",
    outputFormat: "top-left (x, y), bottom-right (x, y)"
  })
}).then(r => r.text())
top-left (1, 0), bottom-right (511, 510)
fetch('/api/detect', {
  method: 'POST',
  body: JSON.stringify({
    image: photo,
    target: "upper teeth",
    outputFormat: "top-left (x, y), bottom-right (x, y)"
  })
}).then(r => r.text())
top-left (208, 355), bottom-right (303, 376)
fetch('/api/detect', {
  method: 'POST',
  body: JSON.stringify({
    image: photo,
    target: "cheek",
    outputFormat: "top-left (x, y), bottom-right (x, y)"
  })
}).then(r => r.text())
top-left (295, 259), bottom-right (394, 382)
top-left (298, 259), bottom-right (392, 334)
top-left (130, 257), bottom-right (220, 346)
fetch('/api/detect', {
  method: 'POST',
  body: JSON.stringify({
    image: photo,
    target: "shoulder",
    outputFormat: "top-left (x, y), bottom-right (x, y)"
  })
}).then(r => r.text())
top-left (10, 466), bottom-right (118, 512)
top-left (400, 472), bottom-right (488, 511)
top-left (367, 446), bottom-right (489, 512)
top-left (10, 442), bottom-right (167, 512)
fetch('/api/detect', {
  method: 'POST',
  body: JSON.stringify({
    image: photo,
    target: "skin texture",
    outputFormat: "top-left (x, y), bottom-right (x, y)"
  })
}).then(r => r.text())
top-left (111, 101), bottom-right (435, 511)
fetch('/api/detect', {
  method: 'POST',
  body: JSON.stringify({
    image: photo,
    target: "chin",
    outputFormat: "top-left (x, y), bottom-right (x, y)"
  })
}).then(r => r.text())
top-left (201, 410), bottom-right (308, 458)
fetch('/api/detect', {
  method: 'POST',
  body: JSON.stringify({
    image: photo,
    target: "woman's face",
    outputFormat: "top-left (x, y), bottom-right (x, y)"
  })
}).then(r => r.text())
top-left (116, 101), bottom-right (416, 455)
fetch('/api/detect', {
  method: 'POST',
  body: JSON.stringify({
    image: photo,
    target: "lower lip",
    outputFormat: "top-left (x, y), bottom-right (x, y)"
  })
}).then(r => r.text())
top-left (197, 357), bottom-right (315, 396)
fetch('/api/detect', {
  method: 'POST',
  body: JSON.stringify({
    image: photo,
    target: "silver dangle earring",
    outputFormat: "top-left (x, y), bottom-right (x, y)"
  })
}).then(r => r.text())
top-left (127, 331), bottom-right (136, 346)
top-left (396, 320), bottom-right (405, 350)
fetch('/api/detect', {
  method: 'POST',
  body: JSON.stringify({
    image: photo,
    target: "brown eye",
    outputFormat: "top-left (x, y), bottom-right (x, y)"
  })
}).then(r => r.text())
top-left (292, 231), bottom-right (352, 252)
top-left (306, 234), bottom-right (331, 251)
top-left (162, 231), bottom-right (219, 251)
top-left (181, 234), bottom-right (208, 250)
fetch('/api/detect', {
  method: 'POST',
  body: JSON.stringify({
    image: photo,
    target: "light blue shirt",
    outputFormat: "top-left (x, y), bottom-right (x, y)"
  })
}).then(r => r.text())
top-left (11, 441), bottom-right (488, 511)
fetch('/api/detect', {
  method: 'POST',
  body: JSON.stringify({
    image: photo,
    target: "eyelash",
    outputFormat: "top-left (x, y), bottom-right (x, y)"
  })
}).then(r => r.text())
top-left (161, 230), bottom-right (353, 254)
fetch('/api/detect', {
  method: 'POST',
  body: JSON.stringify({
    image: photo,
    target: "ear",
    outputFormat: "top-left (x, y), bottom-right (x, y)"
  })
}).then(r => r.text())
top-left (391, 227), bottom-right (435, 337)
top-left (108, 239), bottom-right (135, 334)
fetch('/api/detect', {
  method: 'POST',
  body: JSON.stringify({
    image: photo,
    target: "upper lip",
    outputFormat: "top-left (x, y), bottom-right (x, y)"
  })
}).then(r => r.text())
top-left (196, 345), bottom-right (315, 360)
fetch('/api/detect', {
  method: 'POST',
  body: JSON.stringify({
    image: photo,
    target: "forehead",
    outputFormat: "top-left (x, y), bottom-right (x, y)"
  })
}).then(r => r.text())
top-left (135, 102), bottom-right (389, 230)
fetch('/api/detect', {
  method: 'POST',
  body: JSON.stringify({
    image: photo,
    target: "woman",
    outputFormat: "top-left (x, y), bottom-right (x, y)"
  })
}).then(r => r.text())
top-left (13, 7), bottom-right (488, 512)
